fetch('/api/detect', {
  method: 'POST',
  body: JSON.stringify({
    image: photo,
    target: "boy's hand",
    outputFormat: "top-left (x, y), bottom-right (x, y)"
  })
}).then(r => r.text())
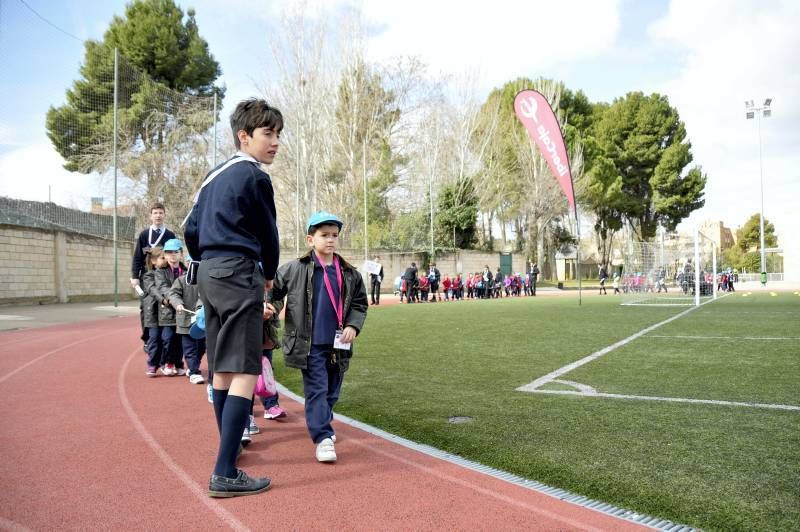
top-left (263, 303), bottom-right (276, 319)
top-left (264, 280), bottom-right (273, 291)
top-left (176, 304), bottom-right (185, 313)
top-left (340, 326), bottom-right (357, 344)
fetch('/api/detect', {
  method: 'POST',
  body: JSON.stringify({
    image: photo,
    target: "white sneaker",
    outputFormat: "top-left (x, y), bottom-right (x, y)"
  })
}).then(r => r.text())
top-left (189, 373), bottom-right (205, 385)
top-left (331, 434), bottom-right (337, 443)
top-left (248, 415), bottom-right (260, 434)
top-left (241, 428), bottom-right (251, 446)
top-left (315, 438), bottom-right (337, 463)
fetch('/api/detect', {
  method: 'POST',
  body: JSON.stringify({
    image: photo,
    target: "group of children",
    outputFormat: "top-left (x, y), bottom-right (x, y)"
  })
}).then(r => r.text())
top-left (137, 209), bottom-right (366, 496)
top-left (140, 238), bottom-right (287, 433)
top-left (399, 269), bottom-right (538, 302)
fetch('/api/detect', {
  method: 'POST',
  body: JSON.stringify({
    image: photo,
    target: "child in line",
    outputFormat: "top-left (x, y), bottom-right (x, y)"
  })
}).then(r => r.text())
top-left (418, 273), bottom-right (430, 302)
top-left (453, 274), bottom-right (463, 300)
top-left (155, 239), bottom-right (187, 376)
top-left (260, 298), bottom-right (286, 420)
top-left (169, 256), bottom-right (206, 384)
top-left (142, 247), bottom-right (163, 377)
top-left (271, 211), bottom-right (368, 463)
top-left (242, 296), bottom-right (288, 445)
top-left (442, 274), bottom-right (451, 301)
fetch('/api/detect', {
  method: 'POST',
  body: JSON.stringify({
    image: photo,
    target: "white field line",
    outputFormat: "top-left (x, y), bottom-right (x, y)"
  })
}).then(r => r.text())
top-left (647, 335), bottom-right (800, 340)
top-left (551, 379), bottom-right (598, 394)
top-left (528, 389), bottom-right (800, 412)
top-left (118, 347), bottom-right (250, 532)
top-left (517, 295), bottom-right (723, 393)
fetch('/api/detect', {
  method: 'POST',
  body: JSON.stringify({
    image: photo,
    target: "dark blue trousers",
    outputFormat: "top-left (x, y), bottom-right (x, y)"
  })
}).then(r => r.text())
top-left (146, 326), bottom-right (161, 368)
top-left (302, 345), bottom-right (344, 443)
top-left (159, 326), bottom-right (183, 368)
top-left (181, 334), bottom-right (206, 374)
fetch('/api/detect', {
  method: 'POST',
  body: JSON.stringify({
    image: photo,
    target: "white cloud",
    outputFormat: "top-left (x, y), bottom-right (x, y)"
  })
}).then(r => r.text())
top-left (360, 0), bottom-right (622, 88)
top-left (650, 0), bottom-right (800, 243)
top-left (0, 143), bottom-right (102, 210)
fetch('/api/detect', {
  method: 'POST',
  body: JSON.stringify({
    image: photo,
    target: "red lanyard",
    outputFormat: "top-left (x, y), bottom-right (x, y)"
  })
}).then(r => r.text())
top-left (313, 252), bottom-right (343, 328)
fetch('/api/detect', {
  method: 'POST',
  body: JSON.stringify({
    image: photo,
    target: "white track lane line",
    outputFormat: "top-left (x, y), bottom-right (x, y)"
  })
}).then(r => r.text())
top-left (0, 330), bottom-right (119, 384)
top-left (118, 347), bottom-right (250, 532)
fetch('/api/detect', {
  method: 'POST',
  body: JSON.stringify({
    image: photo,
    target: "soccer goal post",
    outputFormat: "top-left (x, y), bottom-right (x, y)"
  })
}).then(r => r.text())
top-left (620, 228), bottom-right (718, 307)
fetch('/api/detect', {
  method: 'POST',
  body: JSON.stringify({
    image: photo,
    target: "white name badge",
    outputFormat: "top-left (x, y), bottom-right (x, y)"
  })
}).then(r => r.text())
top-left (333, 329), bottom-right (351, 351)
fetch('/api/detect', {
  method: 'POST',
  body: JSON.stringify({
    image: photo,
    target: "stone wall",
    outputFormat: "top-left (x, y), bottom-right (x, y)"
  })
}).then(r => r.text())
top-left (0, 225), bottom-right (134, 305)
top-left (0, 226), bottom-right (533, 304)
top-left (0, 226), bottom-right (56, 302)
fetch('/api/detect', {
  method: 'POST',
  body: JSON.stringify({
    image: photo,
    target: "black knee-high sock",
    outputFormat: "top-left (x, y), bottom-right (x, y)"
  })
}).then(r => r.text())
top-left (212, 388), bottom-right (229, 435)
top-left (213, 394), bottom-right (250, 478)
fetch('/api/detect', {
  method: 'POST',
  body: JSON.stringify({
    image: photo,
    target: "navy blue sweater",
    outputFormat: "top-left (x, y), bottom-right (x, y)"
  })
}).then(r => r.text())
top-left (184, 156), bottom-right (280, 280)
top-left (131, 227), bottom-right (175, 279)
top-left (311, 258), bottom-right (341, 345)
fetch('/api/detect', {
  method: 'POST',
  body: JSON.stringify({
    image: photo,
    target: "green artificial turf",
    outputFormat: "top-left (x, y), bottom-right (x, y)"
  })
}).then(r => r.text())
top-left (273, 293), bottom-right (800, 531)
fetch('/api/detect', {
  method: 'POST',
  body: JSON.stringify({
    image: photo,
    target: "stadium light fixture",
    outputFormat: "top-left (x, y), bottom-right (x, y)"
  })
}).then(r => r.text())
top-left (744, 97), bottom-right (773, 285)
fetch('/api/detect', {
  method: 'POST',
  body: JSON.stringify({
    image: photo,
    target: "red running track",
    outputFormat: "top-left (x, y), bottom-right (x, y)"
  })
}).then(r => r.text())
top-left (0, 317), bottom-right (646, 531)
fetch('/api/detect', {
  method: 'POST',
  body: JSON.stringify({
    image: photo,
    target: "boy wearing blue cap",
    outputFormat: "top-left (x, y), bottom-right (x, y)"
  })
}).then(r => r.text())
top-left (270, 211), bottom-right (368, 463)
top-left (184, 98), bottom-right (281, 498)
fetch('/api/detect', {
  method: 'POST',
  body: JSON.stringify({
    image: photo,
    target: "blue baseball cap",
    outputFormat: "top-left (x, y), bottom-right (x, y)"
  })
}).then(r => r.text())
top-left (163, 238), bottom-right (183, 252)
top-left (189, 306), bottom-right (206, 339)
top-left (306, 211), bottom-right (343, 233)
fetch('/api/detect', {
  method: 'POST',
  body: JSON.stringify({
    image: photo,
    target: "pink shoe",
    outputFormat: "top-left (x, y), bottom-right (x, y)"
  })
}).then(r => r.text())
top-left (263, 406), bottom-right (286, 420)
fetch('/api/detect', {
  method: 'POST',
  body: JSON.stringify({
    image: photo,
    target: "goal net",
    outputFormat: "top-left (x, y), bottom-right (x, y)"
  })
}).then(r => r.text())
top-left (620, 230), bottom-right (718, 306)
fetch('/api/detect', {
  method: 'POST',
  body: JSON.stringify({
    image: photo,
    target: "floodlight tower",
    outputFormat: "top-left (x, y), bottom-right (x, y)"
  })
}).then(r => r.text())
top-left (745, 98), bottom-right (772, 285)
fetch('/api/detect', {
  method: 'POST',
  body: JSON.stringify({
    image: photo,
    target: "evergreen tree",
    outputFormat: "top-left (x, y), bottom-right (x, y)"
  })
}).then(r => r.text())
top-left (736, 213), bottom-right (778, 251)
top-left (591, 92), bottom-right (706, 240)
top-left (46, 0), bottom-right (222, 200)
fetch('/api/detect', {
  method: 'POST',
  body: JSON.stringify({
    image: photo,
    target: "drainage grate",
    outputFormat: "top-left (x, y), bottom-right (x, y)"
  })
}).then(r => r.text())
top-left (276, 383), bottom-right (696, 531)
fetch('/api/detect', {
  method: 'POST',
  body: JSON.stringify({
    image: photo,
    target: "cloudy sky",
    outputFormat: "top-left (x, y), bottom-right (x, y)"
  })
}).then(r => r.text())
top-left (1, 0), bottom-right (798, 243)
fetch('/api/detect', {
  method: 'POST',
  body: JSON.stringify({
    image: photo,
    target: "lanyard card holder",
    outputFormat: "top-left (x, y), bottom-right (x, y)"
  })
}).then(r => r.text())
top-left (333, 329), bottom-right (351, 351)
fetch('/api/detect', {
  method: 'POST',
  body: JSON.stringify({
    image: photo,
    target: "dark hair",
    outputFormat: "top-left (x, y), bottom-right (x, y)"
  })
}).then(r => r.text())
top-left (411, 262), bottom-right (416, 267)
top-left (230, 98), bottom-right (284, 149)
top-left (151, 202), bottom-right (165, 213)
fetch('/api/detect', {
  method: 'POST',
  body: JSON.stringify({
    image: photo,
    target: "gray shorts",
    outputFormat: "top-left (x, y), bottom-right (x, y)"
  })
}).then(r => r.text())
top-left (198, 256), bottom-right (264, 375)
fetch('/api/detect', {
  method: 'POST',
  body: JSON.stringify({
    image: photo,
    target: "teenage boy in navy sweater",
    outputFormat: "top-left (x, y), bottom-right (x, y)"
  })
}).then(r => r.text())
top-left (185, 98), bottom-right (282, 498)
top-left (269, 211), bottom-right (368, 463)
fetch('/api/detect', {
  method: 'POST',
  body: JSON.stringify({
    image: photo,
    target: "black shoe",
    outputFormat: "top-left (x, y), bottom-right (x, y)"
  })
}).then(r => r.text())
top-left (208, 469), bottom-right (271, 498)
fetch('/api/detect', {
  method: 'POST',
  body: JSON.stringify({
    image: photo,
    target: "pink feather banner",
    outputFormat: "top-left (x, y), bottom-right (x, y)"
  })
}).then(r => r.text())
top-left (513, 89), bottom-right (576, 214)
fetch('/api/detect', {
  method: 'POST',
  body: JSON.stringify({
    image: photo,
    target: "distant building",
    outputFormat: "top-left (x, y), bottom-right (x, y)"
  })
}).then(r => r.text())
top-left (89, 197), bottom-right (138, 217)
top-left (699, 220), bottom-right (735, 251)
